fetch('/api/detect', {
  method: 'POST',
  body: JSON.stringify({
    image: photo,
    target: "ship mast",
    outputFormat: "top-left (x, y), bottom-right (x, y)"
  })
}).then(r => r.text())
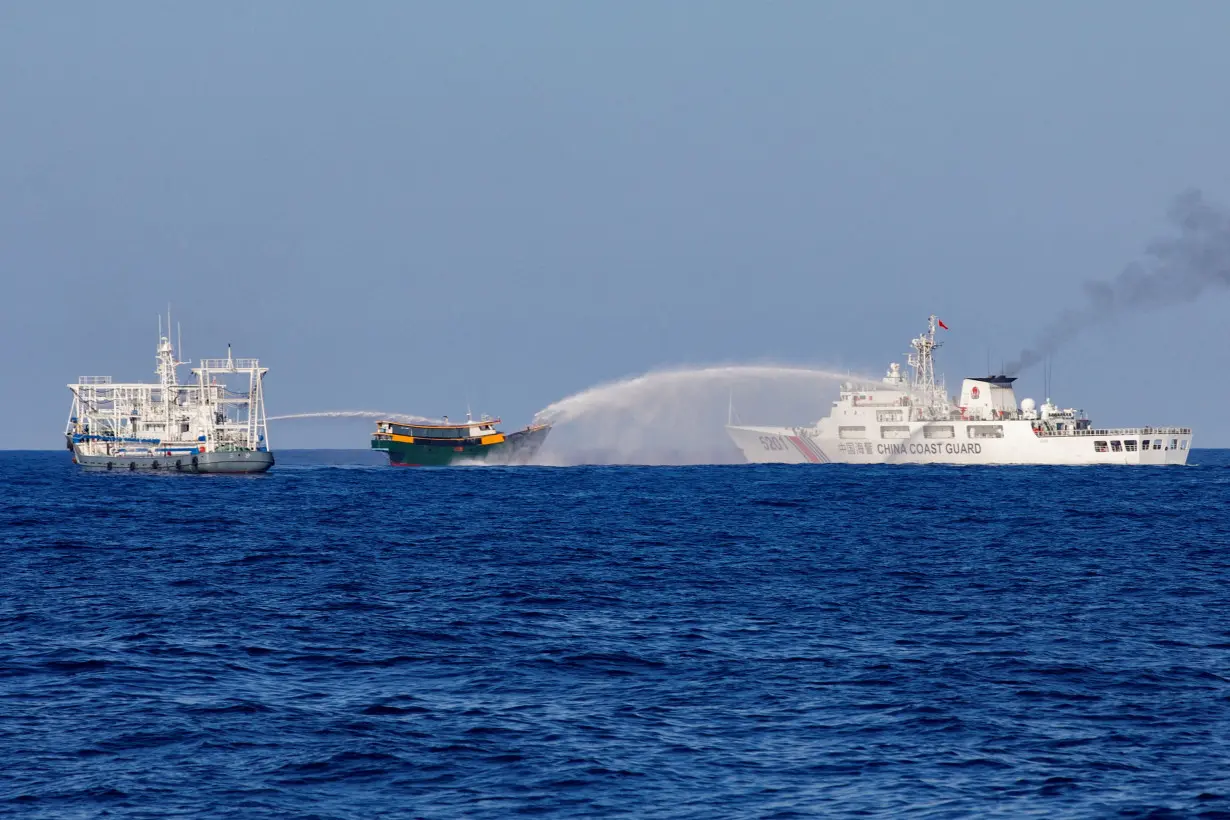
top-left (156, 316), bottom-right (179, 388)
top-left (156, 309), bottom-right (182, 439)
top-left (907, 315), bottom-right (941, 394)
top-left (904, 314), bottom-right (952, 417)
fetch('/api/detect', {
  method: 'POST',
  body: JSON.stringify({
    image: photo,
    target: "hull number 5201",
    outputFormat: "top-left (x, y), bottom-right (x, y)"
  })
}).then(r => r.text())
top-left (759, 436), bottom-right (787, 451)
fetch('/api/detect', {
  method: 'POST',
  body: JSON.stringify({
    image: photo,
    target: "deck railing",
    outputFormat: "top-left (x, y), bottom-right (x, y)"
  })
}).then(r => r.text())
top-left (197, 358), bottom-right (261, 370)
top-left (1037, 426), bottom-right (1191, 438)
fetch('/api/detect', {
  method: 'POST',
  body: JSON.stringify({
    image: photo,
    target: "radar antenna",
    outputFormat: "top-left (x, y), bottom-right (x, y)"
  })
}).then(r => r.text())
top-left (907, 315), bottom-right (942, 393)
top-left (905, 314), bottom-right (951, 417)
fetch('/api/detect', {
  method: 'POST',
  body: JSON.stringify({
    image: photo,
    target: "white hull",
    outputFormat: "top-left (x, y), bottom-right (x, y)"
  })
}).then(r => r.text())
top-left (727, 422), bottom-right (1192, 466)
top-left (727, 313), bottom-right (1193, 467)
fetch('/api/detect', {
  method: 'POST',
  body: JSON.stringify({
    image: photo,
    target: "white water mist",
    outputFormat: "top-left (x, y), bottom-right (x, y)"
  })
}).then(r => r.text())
top-left (531, 364), bottom-right (865, 466)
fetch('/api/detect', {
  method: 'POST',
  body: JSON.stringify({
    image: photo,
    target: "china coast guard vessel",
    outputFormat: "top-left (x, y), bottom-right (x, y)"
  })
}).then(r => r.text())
top-left (65, 319), bottom-right (273, 473)
top-left (371, 414), bottom-right (550, 466)
top-left (726, 315), bottom-right (1192, 466)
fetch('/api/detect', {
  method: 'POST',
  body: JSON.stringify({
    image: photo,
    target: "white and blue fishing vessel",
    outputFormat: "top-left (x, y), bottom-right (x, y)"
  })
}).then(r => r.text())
top-left (65, 316), bottom-right (273, 473)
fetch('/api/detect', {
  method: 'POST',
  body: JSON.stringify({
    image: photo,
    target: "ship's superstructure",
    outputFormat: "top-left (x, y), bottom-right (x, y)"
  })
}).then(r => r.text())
top-left (371, 414), bottom-right (550, 466)
top-left (727, 315), bottom-right (1192, 465)
top-left (65, 319), bottom-right (273, 472)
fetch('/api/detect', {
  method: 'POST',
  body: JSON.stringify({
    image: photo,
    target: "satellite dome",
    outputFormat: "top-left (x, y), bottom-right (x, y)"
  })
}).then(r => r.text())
top-left (1020, 398), bottom-right (1036, 412)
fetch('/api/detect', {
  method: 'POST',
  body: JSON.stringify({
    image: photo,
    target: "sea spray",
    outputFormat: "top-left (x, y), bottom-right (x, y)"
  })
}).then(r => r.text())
top-left (531, 364), bottom-right (865, 465)
top-left (533, 365), bottom-right (866, 426)
top-left (268, 367), bottom-right (872, 466)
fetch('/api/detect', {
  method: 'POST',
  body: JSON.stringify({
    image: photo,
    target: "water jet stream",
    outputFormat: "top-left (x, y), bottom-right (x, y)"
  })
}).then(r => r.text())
top-left (268, 410), bottom-right (440, 424)
top-left (531, 364), bottom-right (867, 465)
top-left (533, 365), bottom-right (864, 426)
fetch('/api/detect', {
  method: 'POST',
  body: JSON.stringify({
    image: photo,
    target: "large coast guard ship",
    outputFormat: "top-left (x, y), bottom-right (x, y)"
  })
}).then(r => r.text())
top-left (65, 317), bottom-right (274, 473)
top-left (726, 315), bottom-right (1192, 466)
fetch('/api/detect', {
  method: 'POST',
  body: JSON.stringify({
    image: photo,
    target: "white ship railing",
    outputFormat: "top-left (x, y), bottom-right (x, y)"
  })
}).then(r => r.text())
top-left (198, 358), bottom-right (261, 370)
top-left (1037, 426), bottom-right (1191, 437)
top-left (77, 376), bottom-right (112, 384)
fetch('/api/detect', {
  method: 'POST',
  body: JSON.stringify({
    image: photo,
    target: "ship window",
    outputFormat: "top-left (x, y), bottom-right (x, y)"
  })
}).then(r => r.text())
top-left (1181, 440), bottom-right (1188, 450)
top-left (876, 410), bottom-right (904, 423)
top-left (881, 425), bottom-right (910, 439)
top-left (923, 425), bottom-right (954, 439)
top-left (838, 426), bottom-right (866, 439)
top-left (1094, 440), bottom-right (1108, 453)
top-left (1110, 440), bottom-right (1122, 452)
top-left (1153, 441), bottom-right (1162, 450)
top-left (967, 425), bottom-right (1004, 439)
top-left (1170, 439), bottom-right (1178, 450)
top-left (1124, 440), bottom-right (1138, 452)
top-left (1141, 439), bottom-right (1149, 449)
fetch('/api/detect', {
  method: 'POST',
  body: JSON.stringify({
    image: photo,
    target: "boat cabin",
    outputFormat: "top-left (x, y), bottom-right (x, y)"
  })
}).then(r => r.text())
top-left (374, 417), bottom-right (501, 442)
top-left (959, 375), bottom-right (1019, 420)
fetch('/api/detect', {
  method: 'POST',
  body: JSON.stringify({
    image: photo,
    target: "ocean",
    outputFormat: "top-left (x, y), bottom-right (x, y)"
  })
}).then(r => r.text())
top-left (3, 450), bottom-right (1230, 818)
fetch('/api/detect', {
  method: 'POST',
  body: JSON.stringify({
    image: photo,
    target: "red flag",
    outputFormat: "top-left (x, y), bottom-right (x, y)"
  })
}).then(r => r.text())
top-left (937, 319), bottom-right (949, 330)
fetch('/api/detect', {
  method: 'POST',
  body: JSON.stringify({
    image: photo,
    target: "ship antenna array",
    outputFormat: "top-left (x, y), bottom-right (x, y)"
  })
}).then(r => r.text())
top-left (907, 314), bottom-right (942, 391)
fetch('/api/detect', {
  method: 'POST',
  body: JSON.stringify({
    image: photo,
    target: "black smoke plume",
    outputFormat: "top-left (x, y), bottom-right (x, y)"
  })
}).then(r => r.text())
top-left (1006, 188), bottom-right (1230, 374)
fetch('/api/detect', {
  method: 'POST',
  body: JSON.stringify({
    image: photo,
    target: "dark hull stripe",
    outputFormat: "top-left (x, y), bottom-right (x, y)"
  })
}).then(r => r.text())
top-left (373, 426), bottom-right (550, 467)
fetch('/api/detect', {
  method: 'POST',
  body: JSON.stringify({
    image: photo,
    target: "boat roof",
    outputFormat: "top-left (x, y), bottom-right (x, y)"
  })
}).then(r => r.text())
top-left (379, 418), bottom-right (501, 428)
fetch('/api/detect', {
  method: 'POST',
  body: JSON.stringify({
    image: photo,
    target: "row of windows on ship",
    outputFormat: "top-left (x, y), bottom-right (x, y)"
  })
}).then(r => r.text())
top-left (849, 409), bottom-right (1022, 422)
top-left (380, 423), bottom-right (494, 439)
top-left (835, 424), bottom-right (1007, 440)
top-left (1093, 438), bottom-right (1185, 452)
top-left (833, 425), bottom-right (1186, 451)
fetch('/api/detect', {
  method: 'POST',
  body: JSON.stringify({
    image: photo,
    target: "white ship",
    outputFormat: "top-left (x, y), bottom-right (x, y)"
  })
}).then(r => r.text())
top-left (727, 315), bottom-right (1192, 466)
top-left (65, 318), bottom-right (274, 473)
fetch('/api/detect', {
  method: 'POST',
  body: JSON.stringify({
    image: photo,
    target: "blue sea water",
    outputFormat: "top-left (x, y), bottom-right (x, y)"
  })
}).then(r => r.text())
top-left (3, 449), bottom-right (1230, 819)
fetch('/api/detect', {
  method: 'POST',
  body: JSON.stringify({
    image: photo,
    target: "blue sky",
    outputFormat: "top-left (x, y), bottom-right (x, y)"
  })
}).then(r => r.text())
top-left (3, 2), bottom-right (1229, 449)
